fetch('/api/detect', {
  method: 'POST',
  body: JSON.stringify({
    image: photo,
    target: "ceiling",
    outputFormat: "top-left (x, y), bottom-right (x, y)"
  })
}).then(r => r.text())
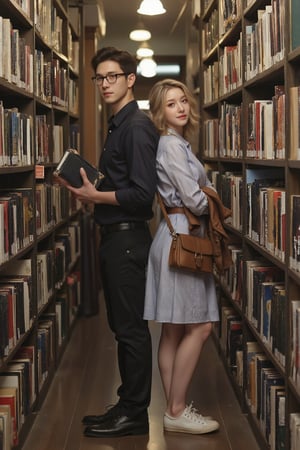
top-left (98, 0), bottom-right (190, 57)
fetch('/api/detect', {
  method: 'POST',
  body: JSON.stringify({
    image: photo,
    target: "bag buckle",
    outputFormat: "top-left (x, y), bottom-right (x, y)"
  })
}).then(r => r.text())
top-left (195, 253), bottom-right (203, 268)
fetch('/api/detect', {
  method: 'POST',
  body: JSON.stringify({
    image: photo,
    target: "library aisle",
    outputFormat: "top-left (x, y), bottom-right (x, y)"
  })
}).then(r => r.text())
top-left (22, 294), bottom-right (260, 450)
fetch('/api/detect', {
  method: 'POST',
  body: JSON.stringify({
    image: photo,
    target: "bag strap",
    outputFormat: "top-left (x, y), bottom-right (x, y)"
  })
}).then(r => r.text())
top-left (156, 192), bottom-right (176, 237)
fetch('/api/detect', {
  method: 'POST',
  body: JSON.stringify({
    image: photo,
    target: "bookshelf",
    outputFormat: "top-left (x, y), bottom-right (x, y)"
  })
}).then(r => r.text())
top-left (0, 1), bottom-right (84, 447)
top-left (196, 0), bottom-right (300, 449)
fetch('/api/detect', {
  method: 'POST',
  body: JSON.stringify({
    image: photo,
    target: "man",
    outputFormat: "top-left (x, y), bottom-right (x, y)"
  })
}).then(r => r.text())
top-left (64, 47), bottom-right (159, 437)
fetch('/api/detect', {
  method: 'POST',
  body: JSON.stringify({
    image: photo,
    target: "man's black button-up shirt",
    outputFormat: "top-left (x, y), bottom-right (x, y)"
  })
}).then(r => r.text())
top-left (94, 100), bottom-right (159, 225)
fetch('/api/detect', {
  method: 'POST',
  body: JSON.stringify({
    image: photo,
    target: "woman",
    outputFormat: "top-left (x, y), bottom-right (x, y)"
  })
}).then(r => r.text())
top-left (144, 79), bottom-right (220, 434)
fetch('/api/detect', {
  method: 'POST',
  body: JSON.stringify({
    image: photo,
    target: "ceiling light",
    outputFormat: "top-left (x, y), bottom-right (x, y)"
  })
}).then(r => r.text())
top-left (129, 21), bottom-right (151, 41)
top-left (137, 0), bottom-right (166, 16)
top-left (138, 57), bottom-right (157, 78)
top-left (136, 41), bottom-right (154, 59)
top-left (137, 63), bottom-right (181, 76)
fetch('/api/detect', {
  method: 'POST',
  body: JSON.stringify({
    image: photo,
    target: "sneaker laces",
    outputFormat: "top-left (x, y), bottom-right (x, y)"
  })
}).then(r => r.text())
top-left (183, 402), bottom-right (207, 423)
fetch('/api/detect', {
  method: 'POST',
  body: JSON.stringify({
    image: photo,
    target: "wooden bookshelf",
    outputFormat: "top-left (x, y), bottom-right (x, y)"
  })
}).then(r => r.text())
top-left (0, 1), bottom-right (84, 447)
top-left (196, 1), bottom-right (300, 449)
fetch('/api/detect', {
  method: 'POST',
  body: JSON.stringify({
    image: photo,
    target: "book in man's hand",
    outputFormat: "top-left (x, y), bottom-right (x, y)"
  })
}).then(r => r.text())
top-left (54, 149), bottom-right (104, 188)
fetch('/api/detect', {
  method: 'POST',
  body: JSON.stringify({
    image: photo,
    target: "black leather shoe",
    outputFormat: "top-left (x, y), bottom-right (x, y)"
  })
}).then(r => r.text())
top-left (82, 404), bottom-right (121, 426)
top-left (84, 413), bottom-right (149, 437)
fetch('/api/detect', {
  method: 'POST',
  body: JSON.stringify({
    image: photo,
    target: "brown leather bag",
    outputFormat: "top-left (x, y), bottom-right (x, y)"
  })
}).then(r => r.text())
top-left (157, 193), bottom-right (214, 274)
top-left (168, 233), bottom-right (214, 273)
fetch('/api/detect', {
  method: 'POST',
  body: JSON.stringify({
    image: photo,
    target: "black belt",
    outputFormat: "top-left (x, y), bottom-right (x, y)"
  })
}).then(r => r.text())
top-left (100, 221), bottom-right (148, 236)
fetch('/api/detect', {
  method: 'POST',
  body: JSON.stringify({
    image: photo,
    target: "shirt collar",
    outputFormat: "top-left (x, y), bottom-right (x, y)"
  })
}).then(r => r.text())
top-left (166, 127), bottom-right (189, 145)
top-left (108, 100), bottom-right (138, 129)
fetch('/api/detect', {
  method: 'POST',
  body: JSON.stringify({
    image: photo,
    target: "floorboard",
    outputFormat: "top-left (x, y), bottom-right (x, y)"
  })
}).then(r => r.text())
top-left (22, 295), bottom-right (262, 450)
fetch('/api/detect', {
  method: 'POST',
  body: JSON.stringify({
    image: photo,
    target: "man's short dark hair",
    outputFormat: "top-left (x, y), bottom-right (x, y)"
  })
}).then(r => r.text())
top-left (91, 47), bottom-right (137, 75)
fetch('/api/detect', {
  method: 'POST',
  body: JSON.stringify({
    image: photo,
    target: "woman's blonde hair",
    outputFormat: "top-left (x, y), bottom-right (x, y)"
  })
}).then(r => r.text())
top-left (148, 78), bottom-right (199, 140)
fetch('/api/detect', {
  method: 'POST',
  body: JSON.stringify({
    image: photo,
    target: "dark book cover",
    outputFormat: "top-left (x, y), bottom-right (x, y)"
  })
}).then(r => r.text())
top-left (291, 0), bottom-right (300, 50)
top-left (255, 355), bottom-right (273, 420)
top-left (54, 150), bottom-right (104, 189)
top-left (275, 390), bottom-right (286, 450)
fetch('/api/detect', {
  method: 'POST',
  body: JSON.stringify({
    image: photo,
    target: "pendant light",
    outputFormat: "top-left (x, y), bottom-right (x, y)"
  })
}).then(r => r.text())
top-left (137, 0), bottom-right (166, 16)
top-left (129, 20), bottom-right (151, 41)
top-left (136, 41), bottom-right (154, 59)
top-left (138, 57), bottom-right (157, 78)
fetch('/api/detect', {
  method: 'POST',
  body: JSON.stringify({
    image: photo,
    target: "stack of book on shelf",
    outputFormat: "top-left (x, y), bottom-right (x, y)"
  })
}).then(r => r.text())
top-left (246, 86), bottom-right (286, 160)
top-left (290, 413), bottom-right (300, 450)
top-left (0, 344), bottom-right (35, 449)
top-left (290, 194), bottom-right (300, 272)
top-left (245, 259), bottom-right (285, 366)
top-left (291, 300), bottom-right (300, 389)
top-left (0, 259), bottom-right (34, 360)
top-left (245, 341), bottom-right (286, 450)
top-left (246, 169), bottom-right (285, 261)
top-left (220, 306), bottom-right (242, 378)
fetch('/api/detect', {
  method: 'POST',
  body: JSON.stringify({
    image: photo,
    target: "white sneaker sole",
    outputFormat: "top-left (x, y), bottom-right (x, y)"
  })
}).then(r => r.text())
top-left (164, 420), bottom-right (219, 434)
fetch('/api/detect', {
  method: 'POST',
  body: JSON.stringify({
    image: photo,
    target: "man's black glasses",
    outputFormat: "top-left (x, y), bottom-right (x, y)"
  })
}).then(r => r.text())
top-left (91, 73), bottom-right (129, 86)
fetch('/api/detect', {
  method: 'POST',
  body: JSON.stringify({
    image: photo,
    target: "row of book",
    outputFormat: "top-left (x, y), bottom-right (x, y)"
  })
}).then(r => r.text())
top-left (203, 86), bottom-right (286, 160)
top-left (52, 122), bottom-right (81, 164)
top-left (51, 58), bottom-right (68, 108)
top-left (0, 188), bottom-right (34, 263)
top-left (247, 86), bottom-right (286, 160)
top-left (210, 169), bottom-right (300, 275)
top-left (246, 172), bottom-right (285, 261)
top-left (220, 309), bottom-right (287, 450)
top-left (0, 344), bottom-right (35, 448)
top-left (51, 6), bottom-right (64, 55)
top-left (0, 102), bottom-right (80, 169)
top-left (35, 51), bottom-right (52, 104)
top-left (56, 270), bottom-right (81, 347)
top-left (68, 31), bottom-right (80, 74)
top-left (291, 0), bottom-right (300, 50)
top-left (245, 340), bottom-right (286, 450)
top-left (209, 170), bottom-right (243, 232)
top-left (12, 0), bottom-right (31, 18)
top-left (202, 1), bottom-right (242, 56)
top-left (245, 1), bottom-right (285, 80)
top-left (0, 221), bottom-right (80, 361)
top-left (219, 244), bottom-right (243, 307)
top-left (291, 300), bottom-right (300, 389)
top-left (68, 78), bottom-right (79, 116)
top-left (219, 104), bottom-right (242, 159)
top-left (35, 0), bottom-right (52, 45)
top-left (0, 269), bottom-right (81, 448)
top-left (220, 306), bottom-right (242, 378)
top-left (290, 85), bottom-right (300, 161)
top-left (35, 50), bottom-right (79, 110)
top-left (0, 267), bottom-right (33, 359)
top-left (0, 184), bottom-right (78, 265)
top-left (204, 40), bottom-right (243, 103)
top-left (0, 16), bottom-right (33, 92)
top-left (202, 8), bottom-right (218, 57)
top-left (290, 195), bottom-right (300, 273)
top-left (219, 249), bottom-right (286, 370)
top-left (55, 221), bottom-right (81, 290)
top-left (245, 259), bottom-right (286, 367)
top-left (0, 270), bottom-right (81, 449)
top-left (35, 115), bottom-right (50, 164)
top-left (0, 103), bottom-right (33, 167)
top-left (203, 60), bottom-right (219, 104)
top-left (290, 412), bottom-right (300, 450)
top-left (219, 0), bottom-right (242, 36)
top-left (219, 38), bottom-right (242, 97)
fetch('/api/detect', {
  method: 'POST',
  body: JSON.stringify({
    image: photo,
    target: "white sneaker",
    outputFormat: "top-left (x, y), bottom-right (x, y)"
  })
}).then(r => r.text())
top-left (164, 403), bottom-right (219, 434)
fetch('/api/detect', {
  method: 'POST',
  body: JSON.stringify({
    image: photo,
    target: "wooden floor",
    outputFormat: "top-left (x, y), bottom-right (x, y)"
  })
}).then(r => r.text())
top-left (22, 295), bottom-right (262, 450)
